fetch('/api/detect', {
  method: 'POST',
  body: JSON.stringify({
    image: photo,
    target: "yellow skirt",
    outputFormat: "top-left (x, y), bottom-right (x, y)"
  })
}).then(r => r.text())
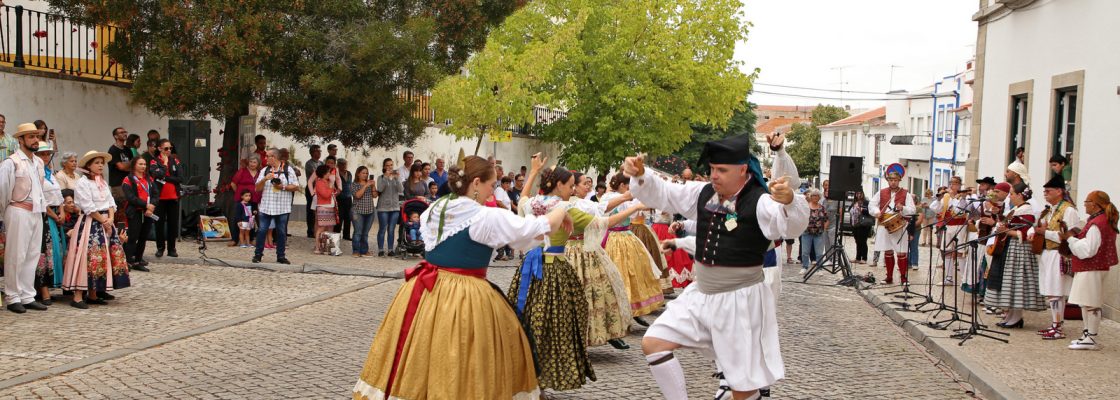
top-left (353, 269), bottom-right (540, 400)
top-left (605, 231), bottom-right (665, 317)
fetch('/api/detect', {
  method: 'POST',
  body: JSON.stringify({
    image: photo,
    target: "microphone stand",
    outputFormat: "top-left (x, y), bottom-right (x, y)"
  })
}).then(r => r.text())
top-left (912, 203), bottom-right (970, 314)
top-left (949, 224), bottom-right (1026, 345)
top-left (920, 205), bottom-right (972, 329)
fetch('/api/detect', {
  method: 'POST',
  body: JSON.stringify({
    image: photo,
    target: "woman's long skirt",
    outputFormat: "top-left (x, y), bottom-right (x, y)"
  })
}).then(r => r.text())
top-left (508, 256), bottom-right (595, 391)
top-left (354, 267), bottom-right (539, 400)
top-left (605, 231), bottom-right (665, 317)
top-left (35, 214), bottom-right (67, 289)
top-left (652, 223), bottom-right (694, 288)
top-left (566, 241), bottom-right (632, 347)
top-left (985, 239), bottom-right (1045, 310)
top-left (62, 213), bottom-right (129, 293)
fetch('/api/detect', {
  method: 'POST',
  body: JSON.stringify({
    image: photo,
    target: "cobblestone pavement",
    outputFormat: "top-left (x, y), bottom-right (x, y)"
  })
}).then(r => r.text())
top-left (0, 243), bottom-right (978, 399)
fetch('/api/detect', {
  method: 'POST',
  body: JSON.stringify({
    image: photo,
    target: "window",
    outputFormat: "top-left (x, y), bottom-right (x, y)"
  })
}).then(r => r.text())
top-left (850, 130), bottom-right (857, 156)
top-left (937, 108), bottom-right (947, 141)
top-left (874, 137), bottom-right (881, 166)
top-left (1009, 95), bottom-right (1028, 164)
top-left (1052, 88), bottom-right (1077, 178)
top-left (826, 144), bottom-right (832, 167)
top-left (841, 133), bottom-right (847, 156)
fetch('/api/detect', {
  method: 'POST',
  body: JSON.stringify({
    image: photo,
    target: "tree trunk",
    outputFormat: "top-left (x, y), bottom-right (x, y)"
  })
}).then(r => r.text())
top-left (215, 104), bottom-right (249, 225)
top-left (473, 129), bottom-right (484, 155)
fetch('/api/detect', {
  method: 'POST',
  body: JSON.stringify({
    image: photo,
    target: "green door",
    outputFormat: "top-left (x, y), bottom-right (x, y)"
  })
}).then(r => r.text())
top-left (168, 120), bottom-right (211, 217)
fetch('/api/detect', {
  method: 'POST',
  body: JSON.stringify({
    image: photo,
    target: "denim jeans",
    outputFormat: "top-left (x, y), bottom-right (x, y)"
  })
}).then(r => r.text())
top-left (377, 211), bottom-right (399, 252)
top-left (255, 213), bottom-right (290, 260)
top-left (352, 212), bottom-right (375, 255)
top-left (800, 232), bottom-right (825, 268)
top-left (909, 229), bottom-right (921, 266)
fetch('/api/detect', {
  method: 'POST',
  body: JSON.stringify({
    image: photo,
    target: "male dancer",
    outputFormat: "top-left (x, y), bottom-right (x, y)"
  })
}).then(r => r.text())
top-left (0, 123), bottom-right (48, 313)
top-left (623, 132), bottom-right (808, 400)
top-left (1036, 176), bottom-right (1080, 339)
top-left (868, 164), bottom-right (916, 285)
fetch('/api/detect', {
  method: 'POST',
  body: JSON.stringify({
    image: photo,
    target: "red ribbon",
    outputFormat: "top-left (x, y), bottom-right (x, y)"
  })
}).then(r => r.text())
top-left (384, 262), bottom-right (486, 397)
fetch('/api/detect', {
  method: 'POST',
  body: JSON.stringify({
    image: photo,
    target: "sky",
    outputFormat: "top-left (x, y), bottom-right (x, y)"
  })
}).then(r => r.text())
top-left (736, 0), bottom-right (979, 110)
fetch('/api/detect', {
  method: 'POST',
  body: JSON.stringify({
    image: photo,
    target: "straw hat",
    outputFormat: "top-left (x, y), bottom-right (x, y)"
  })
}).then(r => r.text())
top-left (34, 143), bottom-right (55, 153)
top-left (78, 150), bottom-right (111, 167)
top-left (13, 123), bottom-right (39, 138)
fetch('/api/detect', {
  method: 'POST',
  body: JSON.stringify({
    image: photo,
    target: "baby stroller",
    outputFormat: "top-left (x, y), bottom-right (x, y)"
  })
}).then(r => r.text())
top-left (395, 198), bottom-right (430, 259)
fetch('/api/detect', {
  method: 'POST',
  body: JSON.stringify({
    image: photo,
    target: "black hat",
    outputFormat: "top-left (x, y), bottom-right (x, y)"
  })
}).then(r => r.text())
top-left (699, 134), bottom-right (752, 167)
top-left (1043, 175), bottom-right (1066, 190)
top-left (976, 177), bottom-right (997, 186)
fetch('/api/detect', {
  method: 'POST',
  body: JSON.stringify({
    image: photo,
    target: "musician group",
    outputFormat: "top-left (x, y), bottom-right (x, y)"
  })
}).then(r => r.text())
top-left (871, 159), bottom-right (1118, 351)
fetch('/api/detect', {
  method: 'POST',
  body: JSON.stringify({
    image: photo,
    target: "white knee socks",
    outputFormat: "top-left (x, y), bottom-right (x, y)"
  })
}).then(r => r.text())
top-left (647, 351), bottom-right (688, 400)
top-left (1085, 307), bottom-right (1102, 336)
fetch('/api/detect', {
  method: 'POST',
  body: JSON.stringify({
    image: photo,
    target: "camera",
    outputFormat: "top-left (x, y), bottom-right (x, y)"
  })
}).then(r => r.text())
top-left (271, 177), bottom-right (282, 185)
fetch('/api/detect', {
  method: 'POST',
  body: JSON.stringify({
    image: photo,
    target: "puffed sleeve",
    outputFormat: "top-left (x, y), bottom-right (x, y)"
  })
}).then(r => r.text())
top-left (673, 236), bottom-right (697, 256)
top-left (756, 193), bottom-right (811, 241)
top-left (1068, 225), bottom-right (1101, 260)
top-left (868, 191), bottom-right (882, 217)
top-left (902, 191), bottom-right (917, 216)
top-left (770, 146), bottom-right (801, 190)
top-left (628, 170), bottom-right (706, 220)
top-left (469, 207), bottom-right (551, 251)
top-left (75, 180), bottom-right (98, 212)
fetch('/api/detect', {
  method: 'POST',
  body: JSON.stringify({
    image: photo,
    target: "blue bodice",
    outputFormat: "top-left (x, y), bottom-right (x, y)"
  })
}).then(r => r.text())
top-left (424, 230), bottom-right (493, 269)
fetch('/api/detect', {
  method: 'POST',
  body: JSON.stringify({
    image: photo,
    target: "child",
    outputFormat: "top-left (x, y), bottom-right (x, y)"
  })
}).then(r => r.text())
top-left (405, 212), bottom-right (422, 242)
top-left (427, 182), bottom-right (439, 202)
top-left (234, 190), bottom-right (255, 248)
top-left (59, 189), bottom-right (80, 235)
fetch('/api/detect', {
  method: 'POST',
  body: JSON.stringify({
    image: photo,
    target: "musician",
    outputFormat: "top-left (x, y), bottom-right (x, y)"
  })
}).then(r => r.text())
top-left (1032, 176), bottom-right (1081, 340)
top-left (1063, 190), bottom-right (1118, 350)
top-left (929, 176), bottom-right (973, 286)
top-left (975, 181), bottom-right (1011, 299)
top-left (868, 164), bottom-right (916, 285)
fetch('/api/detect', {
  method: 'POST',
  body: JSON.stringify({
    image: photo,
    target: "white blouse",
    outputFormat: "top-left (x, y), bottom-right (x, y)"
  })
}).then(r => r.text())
top-left (43, 172), bottom-right (64, 207)
top-left (75, 176), bottom-right (116, 213)
top-left (421, 197), bottom-right (550, 252)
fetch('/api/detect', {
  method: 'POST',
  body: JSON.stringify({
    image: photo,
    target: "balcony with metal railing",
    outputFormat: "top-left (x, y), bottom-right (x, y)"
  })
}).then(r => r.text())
top-left (1, 5), bottom-right (131, 82)
top-left (888, 133), bottom-right (933, 161)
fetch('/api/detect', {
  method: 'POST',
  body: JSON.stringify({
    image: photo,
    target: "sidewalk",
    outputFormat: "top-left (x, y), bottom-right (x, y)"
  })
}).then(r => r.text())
top-left (800, 236), bottom-right (1119, 400)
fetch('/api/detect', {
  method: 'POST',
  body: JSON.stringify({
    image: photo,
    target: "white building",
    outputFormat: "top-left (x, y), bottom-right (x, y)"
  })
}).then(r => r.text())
top-left (818, 107), bottom-right (899, 196)
top-left (969, 0), bottom-right (1120, 318)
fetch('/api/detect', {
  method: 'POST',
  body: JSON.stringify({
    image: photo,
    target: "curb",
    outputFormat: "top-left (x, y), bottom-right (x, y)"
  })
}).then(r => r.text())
top-left (152, 256), bottom-right (406, 279)
top-left (855, 283), bottom-right (1023, 400)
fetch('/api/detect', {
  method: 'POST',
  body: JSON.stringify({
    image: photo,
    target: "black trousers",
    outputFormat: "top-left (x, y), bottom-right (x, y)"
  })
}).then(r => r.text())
top-left (155, 199), bottom-right (180, 251)
top-left (336, 197), bottom-right (353, 239)
top-left (126, 210), bottom-right (152, 263)
top-left (854, 226), bottom-right (870, 261)
top-left (305, 188), bottom-right (315, 237)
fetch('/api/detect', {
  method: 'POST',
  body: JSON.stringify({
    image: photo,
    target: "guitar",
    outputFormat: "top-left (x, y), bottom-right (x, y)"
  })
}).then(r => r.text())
top-left (1031, 206), bottom-right (1051, 255)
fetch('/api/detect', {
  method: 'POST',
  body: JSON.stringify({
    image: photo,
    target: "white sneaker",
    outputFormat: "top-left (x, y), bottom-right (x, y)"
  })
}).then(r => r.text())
top-left (1069, 331), bottom-right (1099, 350)
top-left (799, 268), bottom-right (807, 275)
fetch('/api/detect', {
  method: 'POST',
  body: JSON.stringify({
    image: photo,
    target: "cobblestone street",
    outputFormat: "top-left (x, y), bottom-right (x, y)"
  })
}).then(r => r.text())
top-left (0, 228), bottom-right (980, 399)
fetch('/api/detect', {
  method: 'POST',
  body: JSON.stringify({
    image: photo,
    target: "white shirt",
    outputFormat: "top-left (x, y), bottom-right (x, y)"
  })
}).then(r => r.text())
top-left (0, 150), bottom-right (47, 214)
top-left (1068, 224), bottom-right (1103, 260)
top-left (75, 176), bottom-right (116, 213)
top-left (257, 164), bottom-right (298, 216)
top-left (493, 186), bottom-right (512, 210)
top-left (43, 170), bottom-right (64, 207)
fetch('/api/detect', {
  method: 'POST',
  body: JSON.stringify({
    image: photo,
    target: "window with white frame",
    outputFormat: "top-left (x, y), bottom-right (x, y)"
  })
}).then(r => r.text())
top-left (1052, 87), bottom-right (1077, 179)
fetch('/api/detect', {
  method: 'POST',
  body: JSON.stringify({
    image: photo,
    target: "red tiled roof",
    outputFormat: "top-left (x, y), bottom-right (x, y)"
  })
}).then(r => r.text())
top-left (756, 105), bottom-right (817, 113)
top-left (950, 103), bottom-right (972, 112)
top-left (755, 117), bottom-right (810, 134)
top-left (821, 107), bottom-right (886, 128)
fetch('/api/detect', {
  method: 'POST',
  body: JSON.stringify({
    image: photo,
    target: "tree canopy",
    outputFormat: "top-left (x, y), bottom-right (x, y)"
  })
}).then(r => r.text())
top-left (431, 0), bottom-right (754, 171)
top-left (785, 104), bottom-right (848, 177)
top-left (673, 99), bottom-right (760, 173)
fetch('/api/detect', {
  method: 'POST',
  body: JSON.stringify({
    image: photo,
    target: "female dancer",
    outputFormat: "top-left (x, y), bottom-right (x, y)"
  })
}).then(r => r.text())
top-left (601, 174), bottom-right (665, 325)
top-left (353, 156), bottom-right (569, 400)
top-left (62, 151), bottom-right (130, 309)
top-left (985, 183), bottom-right (1046, 328)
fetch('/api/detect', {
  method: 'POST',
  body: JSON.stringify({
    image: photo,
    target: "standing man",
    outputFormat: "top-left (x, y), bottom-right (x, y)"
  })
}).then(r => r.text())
top-left (930, 176), bottom-right (970, 286)
top-left (146, 129), bottom-right (161, 143)
top-left (429, 158), bottom-right (448, 187)
top-left (1036, 176), bottom-right (1081, 340)
top-left (626, 133), bottom-right (808, 400)
top-left (327, 143), bottom-right (339, 159)
top-left (869, 164), bottom-right (917, 285)
top-left (398, 151), bottom-right (415, 180)
top-left (336, 158), bottom-right (353, 240)
top-left (107, 127), bottom-right (133, 206)
top-left (0, 123), bottom-right (48, 313)
top-left (821, 180), bottom-right (840, 249)
top-left (680, 168), bottom-right (695, 182)
top-left (253, 149), bottom-right (299, 265)
top-left (253, 135), bottom-right (268, 169)
top-left (303, 145), bottom-right (324, 238)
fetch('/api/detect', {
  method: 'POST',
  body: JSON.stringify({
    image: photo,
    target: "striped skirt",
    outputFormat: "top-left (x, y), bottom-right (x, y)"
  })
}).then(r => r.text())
top-left (985, 239), bottom-right (1045, 311)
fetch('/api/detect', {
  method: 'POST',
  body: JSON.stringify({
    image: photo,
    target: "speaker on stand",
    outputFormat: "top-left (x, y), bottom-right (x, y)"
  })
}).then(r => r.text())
top-left (804, 156), bottom-right (863, 285)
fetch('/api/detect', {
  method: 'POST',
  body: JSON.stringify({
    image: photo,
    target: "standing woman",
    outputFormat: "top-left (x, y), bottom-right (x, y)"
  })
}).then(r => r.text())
top-left (149, 139), bottom-right (182, 258)
top-left (799, 189), bottom-right (829, 274)
top-left (351, 166), bottom-right (377, 257)
top-left (985, 183), bottom-right (1046, 328)
top-left (337, 159), bottom-right (354, 241)
top-left (229, 155), bottom-right (262, 246)
top-left (121, 157), bottom-right (155, 272)
top-left (402, 163), bottom-right (428, 200)
top-left (62, 151), bottom-right (130, 309)
top-left (851, 190), bottom-right (871, 264)
top-left (312, 164), bottom-right (338, 254)
top-left (126, 134), bottom-right (143, 159)
top-left (34, 144), bottom-right (65, 304)
top-left (375, 158), bottom-right (402, 257)
top-left (54, 151), bottom-right (80, 191)
top-left (601, 174), bottom-right (666, 324)
top-left (353, 156), bottom-right (569, 400)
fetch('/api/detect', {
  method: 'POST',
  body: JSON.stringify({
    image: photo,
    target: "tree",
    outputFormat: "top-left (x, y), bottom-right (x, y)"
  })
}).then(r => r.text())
top-left (432, 0), bottom-right (754, 171)
top-left (674, 99), bottom-right (760, 172)
top-left (785, 104), bottom-right (848, 177)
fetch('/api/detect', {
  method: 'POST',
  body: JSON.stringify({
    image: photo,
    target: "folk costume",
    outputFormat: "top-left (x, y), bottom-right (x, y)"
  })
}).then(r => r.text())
top-left (630, 134), bottom-right (809, 396)
top-left (929, 186), bottom-right (973, 286)
top-left (1065, 191), bottom-right (1119, 350)
top-left (601, 191), bottom-right (665, 317)
top-left (984, 203), bottom-right (1046, 313)
top-left (1034, 176), bottom-right (1081, 340)
top-left (652, 210), bottom-right (694, 288)
top-left (353, 195), bottom-right (551, 400)
top-left (868, 164), bottom-right (916, 285)
top-left (62, 152), bottom-right (130, 295)
top-left (0, 124), bottom-right (47, 309)
top-left (38, 144), bottom-right (66, 290)
top-left (569, 197), bottom-right (633, 348)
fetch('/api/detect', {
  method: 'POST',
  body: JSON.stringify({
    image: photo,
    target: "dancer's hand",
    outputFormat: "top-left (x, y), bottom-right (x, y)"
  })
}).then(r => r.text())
top-left (769, 176), bottom-right (794, 205)
top-left (660, 239), bottom-right (677, 254)
top-left (621, 155), bottom-right (645, 177)
top-left (669, 221), bottom-right (682, 232)
top-left (530, 153), bottom-right (547, 172)
top-left (766, 132), bottom-right (786, 151)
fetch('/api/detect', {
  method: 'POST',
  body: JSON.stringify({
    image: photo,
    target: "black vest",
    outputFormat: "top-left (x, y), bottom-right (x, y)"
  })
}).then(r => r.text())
top-left (695, 182), bottom-right (770, 267)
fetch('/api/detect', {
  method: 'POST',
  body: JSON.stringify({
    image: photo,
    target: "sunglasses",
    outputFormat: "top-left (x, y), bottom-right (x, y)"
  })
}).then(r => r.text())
top-left (161, 147), bottom-right (172, 150)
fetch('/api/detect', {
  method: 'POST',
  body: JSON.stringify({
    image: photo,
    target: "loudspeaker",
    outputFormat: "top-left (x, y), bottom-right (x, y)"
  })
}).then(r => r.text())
top-left (828, 156), bottom-right (863, 200)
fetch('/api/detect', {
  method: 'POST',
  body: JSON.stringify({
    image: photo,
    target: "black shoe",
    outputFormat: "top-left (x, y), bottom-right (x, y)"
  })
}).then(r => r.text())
top-left (7, 303), bottom-right (27, 313)
top-left (131, 264), bottom-right (150, 272)
top-left (633, 317), bottom-right (649, 327)
top-left (996, 319), bottom-right (1024, 329)
top-left (98, 291), bottom-right (116, 301)
top-left (343, 237), bottom-right (351, 241)
top-left (276, 258), bottom-right (291, 265)
top-left (86, 297), bottom-right (107, 305)
top-left (138, 260), bottom-right (150, 267)
top-left (41, 298), bottom-right (53, 306)
top-left (252, 255), bottom-right (262, 263)
top-left (760, 387), bottom-right (771, 397)
top-left (70, 300), bottom-right (88, 309)
top-left (167, 250), bottom-right (179, 258)
top-left (378, 251), bottom-right (385, 257)
top-left (387, 251), bottom-right (395, 257)
top-left (24, 301), bottom-right (48, 311)
top-left (607, 339), bottom-right (630, 350)
top-left (155, 248), bottom-right (165, 258)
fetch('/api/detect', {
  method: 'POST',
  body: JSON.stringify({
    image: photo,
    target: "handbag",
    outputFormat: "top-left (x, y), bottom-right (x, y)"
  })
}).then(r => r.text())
top-left (858, 214), bottom-right (875, 228)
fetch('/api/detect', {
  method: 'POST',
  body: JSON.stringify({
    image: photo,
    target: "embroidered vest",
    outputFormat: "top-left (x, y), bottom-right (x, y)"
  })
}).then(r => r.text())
top-left (878, 188), bottom-right (908, 214)
top-left (1071, 214), bottom-right (1118, 273)
top-left (694, 183), bottom-right (769, 267)
top-left (1045, 201), bottom-right (1073, 250)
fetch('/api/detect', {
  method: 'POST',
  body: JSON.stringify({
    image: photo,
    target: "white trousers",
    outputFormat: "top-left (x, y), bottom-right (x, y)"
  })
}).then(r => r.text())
top-left (4, 207), bottom-right (44, 305)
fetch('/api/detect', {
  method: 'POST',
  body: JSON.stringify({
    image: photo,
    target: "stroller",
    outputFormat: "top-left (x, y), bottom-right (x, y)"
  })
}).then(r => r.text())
top-left (395, 198), bottom-right (430, 259)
